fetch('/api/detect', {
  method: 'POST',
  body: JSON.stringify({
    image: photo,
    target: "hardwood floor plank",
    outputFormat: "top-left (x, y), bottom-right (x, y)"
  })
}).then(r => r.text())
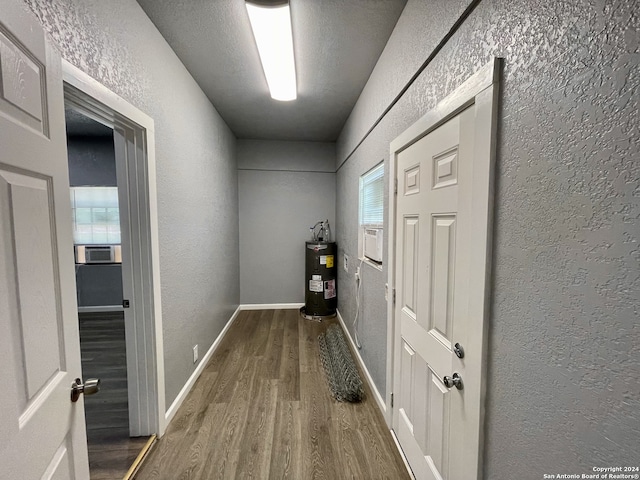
top-left (200, 401), bottom-right (245, 479)
top-left (252, 309), bottom-right (274, 357)
top-left (300, 371), bottom-right (340, 480)
top-left (330, 401), bottom-right (369, 479)
top-left (79, 313), bottom-right (149, 479)
top-left (279, 309), bottom-right (300, 401)
top-left (199, 360), bottom-right (263, 479)
top-left (88, 435), bottom-right (150, 480)
top-left (199, 357), bottom-right (261, 479)
top-left (209, 340), bottom-right (247, 404)
top-left (236, 378), bottom-right (278, 480)
top-left (262, 310), bottom-right (284, 379)
top-left (298, 317), bottom-right (322, 374)
top-left (135, 309), bottom-right (410, 480)
top-left (268, 399), bottom-right (302, 479)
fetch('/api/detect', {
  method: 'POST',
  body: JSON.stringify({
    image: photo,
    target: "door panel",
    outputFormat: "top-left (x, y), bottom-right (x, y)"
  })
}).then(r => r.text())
top-left (43, 438), bottom-right (73, 480)
top-left (402, 216), bottom-right (419, 315)
top-left (399, 340), bottom-right (415, 431)
top-left (429, 215), bottom-right (456, 344)
top-left (0, 26), bottom-right (47, 134)
top-left (394, 112), bottom-right (465, 480)
top-left (397, 343), bottom-right (453, 480)
top-left (425, 367), bottom-right (450, 475)
top-left (432, 148), bottom-right (458, 189)
top-left (3, 172), bottom-right (63, 400)
top-left (0, 1), bottom-right (89, 478)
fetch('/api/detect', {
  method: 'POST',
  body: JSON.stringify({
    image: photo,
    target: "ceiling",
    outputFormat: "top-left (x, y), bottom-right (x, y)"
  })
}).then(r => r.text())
top-left (136, 0), bottom-right (407, 142)
top-left (65, 108), bottom-right (113, 137)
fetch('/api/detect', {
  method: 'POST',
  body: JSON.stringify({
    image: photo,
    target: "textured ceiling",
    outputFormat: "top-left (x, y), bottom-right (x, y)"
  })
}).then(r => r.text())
top-left (136, 0), bottom-right (407, 141)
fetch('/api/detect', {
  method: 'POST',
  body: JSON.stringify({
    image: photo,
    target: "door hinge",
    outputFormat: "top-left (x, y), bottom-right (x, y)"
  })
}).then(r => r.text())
top-left (391, 393), bottom-right (394, 408)
top-left (392, 288), bottom-right (396, 304)
top-left (394, 178), bottom-right (398, 195)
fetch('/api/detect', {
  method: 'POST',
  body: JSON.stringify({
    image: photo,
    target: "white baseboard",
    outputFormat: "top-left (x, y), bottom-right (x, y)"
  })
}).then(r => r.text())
top-left (240, 303), bottom-right (304, 310)
top-left (335, 309), bottom-right (386, 415)
top-left (164, 305), bottom-right (241, 425)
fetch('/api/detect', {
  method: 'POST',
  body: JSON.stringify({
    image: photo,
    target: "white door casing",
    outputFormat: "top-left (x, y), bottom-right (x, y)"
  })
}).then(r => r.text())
top-left (387, 60), bottom-right (500, 480)
top-left (63, 62), bottom-right (166, 438)
top-left (0, 0), bottom-right (90, 478)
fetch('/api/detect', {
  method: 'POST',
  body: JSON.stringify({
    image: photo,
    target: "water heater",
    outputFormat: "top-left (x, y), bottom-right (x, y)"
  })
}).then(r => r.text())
top-left (301, 241), bottom-right (337, 319)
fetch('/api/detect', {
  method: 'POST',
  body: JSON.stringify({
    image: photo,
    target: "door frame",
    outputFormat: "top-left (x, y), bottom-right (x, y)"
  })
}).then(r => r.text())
top-left (63, 60), bottom-right (167, 437)
top-left (386, 58), bottom-right (501, 474)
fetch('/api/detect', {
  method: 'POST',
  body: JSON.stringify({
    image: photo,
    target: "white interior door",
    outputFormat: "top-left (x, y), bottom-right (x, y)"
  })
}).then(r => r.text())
top-left (391, 65), bottom-right (497, 479)
top-left (0, 1), bottom-right (90, 478)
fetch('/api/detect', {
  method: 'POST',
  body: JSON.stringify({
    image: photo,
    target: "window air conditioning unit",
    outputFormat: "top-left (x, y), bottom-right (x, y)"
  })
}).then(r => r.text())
top-left (363, 228), bottom-right (383, 263)
top-left (75, 245), bottom-right (122, 264)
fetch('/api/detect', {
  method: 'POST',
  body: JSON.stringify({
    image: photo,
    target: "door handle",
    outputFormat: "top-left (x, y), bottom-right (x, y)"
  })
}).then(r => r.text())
top-left (443, 373), bottom-right (463, 390)
top-left (71, 378), bottom-right (101, 402)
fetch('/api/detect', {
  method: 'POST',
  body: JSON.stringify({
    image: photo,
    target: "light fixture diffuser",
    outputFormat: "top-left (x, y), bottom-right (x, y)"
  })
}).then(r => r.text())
top-left (246, 1), bottom-right (297, 101)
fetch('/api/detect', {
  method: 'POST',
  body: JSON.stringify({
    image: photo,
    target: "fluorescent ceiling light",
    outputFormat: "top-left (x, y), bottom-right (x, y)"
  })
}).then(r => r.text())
top-left (246, 2), bottom-right (297, 101)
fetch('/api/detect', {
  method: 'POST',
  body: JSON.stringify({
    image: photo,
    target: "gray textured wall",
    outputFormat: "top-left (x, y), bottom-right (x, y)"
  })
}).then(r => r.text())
top-left (337, 0), bottom-right (639, 476)
top-left (337, 0), bottom-right (473, 166)
top-left (238, 140), bottom-right (336, 304)
top-left (75, 264), bottom-right (123, 307)
top-left (67, 136), bottom-right (116, 187)
top-left (336, 0), bottom-right (475, 400)
top-left (24, 0), bottom-right (240, 408)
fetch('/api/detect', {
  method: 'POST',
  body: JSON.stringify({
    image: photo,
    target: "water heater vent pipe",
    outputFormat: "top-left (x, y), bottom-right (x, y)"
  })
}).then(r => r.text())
top-left (309, 219), bottom-right (331, 242)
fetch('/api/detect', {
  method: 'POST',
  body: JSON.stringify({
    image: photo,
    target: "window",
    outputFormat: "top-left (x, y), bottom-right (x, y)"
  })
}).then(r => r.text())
top-left (359, 162), bottom-right (384, 265)
top-left (70, 186), bottom-right (121, 244)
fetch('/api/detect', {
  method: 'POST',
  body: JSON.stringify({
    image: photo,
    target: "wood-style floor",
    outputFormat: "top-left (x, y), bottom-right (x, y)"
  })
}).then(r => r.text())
top-left (79, 312), bottom-right (150, 480)
top-left (135, 309), bottom-right (410, 480)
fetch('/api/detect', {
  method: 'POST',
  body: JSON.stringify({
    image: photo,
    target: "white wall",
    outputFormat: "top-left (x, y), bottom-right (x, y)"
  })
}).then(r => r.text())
top-left (25, 0), bottom-right (240, 408)
top-left (238, 140), bottom-right (335, 304)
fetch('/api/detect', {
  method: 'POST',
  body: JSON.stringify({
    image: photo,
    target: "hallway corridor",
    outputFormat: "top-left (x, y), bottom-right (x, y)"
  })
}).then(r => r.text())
top-left (135, 309), bottom-right (409, 479)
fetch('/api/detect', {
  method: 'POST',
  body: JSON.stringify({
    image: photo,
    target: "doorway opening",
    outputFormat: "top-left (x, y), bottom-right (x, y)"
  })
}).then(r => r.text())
top-left (62, 59), bottom-right (167, 476)
top-left (64, 107), bottom-right (149, 476)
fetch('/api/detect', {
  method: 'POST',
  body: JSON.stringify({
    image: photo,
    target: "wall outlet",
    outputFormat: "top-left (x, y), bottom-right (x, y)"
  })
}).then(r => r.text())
top-left (193, 344), bottom-right (198, 364)
top-left (344, 254), bottom-right (349, 272)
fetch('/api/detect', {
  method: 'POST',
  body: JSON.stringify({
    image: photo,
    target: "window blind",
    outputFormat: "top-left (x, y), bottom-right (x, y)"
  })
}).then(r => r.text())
top-left (360, 163), bottom-right (384, 226)
top-left (70, 186), bottom-right (121, 244)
